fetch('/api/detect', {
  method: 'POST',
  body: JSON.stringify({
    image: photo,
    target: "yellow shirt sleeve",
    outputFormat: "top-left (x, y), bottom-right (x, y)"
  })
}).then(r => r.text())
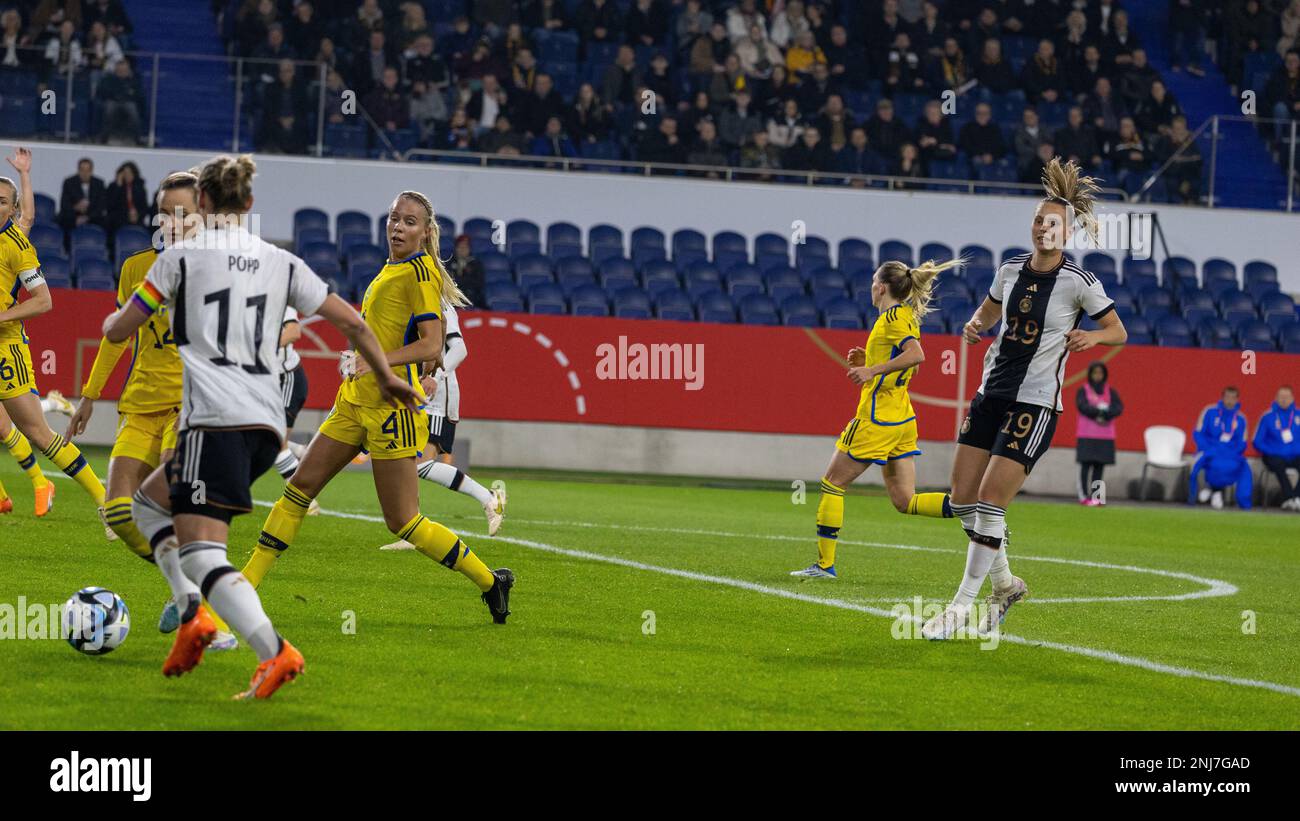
top-left (81, 256), bottom-right (139, 399)
top-left (408, 260), bottom-right (443, 323)
top-left (16, 235), bottom-right (39, 275)
top-left (880, 308), bottom-right (920, 349)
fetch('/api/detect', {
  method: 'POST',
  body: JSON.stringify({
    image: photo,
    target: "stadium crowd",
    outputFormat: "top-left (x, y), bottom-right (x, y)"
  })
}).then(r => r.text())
top-left (203, 1), bottom-right (1300, 202)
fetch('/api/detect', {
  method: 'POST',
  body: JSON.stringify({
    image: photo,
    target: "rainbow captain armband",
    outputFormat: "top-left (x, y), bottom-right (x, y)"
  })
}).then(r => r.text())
top-left (130, 281), bottom-right (165, 315)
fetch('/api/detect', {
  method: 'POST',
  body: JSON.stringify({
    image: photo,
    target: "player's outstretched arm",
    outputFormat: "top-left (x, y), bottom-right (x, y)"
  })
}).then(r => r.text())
top-left (962, 296), bottom-right (1001, 344)
top-left (0, 281), bottom-right (51, 324)
top-left (7, 146), bottom-right (34, 235)
top-left (315, 293), bottom-right (421, 411)
top-left (102, 300), bottom-right (150, 343)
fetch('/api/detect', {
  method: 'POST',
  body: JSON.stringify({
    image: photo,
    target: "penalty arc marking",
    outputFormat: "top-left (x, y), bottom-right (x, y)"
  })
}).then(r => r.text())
top-left (461, 316), bottom-right (586, 416)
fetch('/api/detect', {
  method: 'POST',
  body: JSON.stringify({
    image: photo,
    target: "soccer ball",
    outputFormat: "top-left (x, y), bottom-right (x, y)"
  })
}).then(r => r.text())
top-left (62, 587), bottom-right (130, 655)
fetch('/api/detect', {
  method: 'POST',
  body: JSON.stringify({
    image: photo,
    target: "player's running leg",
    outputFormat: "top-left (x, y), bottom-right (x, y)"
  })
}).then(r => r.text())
top-left (792, 449), bottom-right (868, 579)
top-left (880, 456), bottom-right (952, 518)
top-left (0, 405), bottom-right (53, 515)
top-left (271, 446), bottom-right (320, 515)
top-left (40, 390), bottom-right (74, 416)
top-left (379, 455), bottom-right (505, 549)
top-left (2, 392), bottom-right (104, 511)
top-left (372, 456), bottom-right (513, 623)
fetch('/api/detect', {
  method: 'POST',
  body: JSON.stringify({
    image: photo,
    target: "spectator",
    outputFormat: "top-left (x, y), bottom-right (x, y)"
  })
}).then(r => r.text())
top-left (1155, 115), bottom-right (1203, 203)
top-left (958, 101), bottom-right (1006, 166)
top-left (1253, 385), bottom-right (1300, 510)
top-left (364, 65), bottom-right (410, 133)
top-left (971, 37), bottom-right (1015, 96)
top-left (1014, 106), bottom-right (1046, 174)
top-left (443, 107), bottom-right (475, 151)
top-left (96, 59), bottom-right (143, 145)
top-left (350, 29), bottom-right (393, 95)
top-left (1084, 76), bottom-right (1129, 148)
top-left (1092, 0), bottom-right (1122, 39)
top-left (237, 0), bottom-right (278, 56)
top-left (457, 36), bottom-right (506, 82)
top-left (58, 157), bottom-right (107, 231)
top-left (1110, 117), bottom-right (1149, 193)
top-left (824, 23), bottom-right (869, 89)
top-left (725, 0), bottom-right (767, 44)
top-left (27, 1), bottom-right (82, 45)
top-left (1019, 140), bottom-right (1055, 183)
top-left (719, 88), bottom-right (763, 149)
top-left (522, 0), bottom-right (570, 33)
top-left (931, 36), bottom-right (975, 96)
top-left (867, 0), bottom-right (910, 73)
top-left (568, 82), bottom-right (610, 143)
top-left (252, 23), bottom-right (294, 65)
top-left (884, 31), bottom-right (926, 96)
top-left (767, 98), bottom-right (805, 150)
top-left (815, 94), bottom-right (854, 149)
top-left (1069, 44), bottom-right (1107, 98)
top-left (687, 119), bottom-right (728, 172)
top-left (785, 29), bottom-right (826, 79)
top-left (1169, 0), bottom-right (1208, 76)
top-left (741, 128), bottom-right (782, 175)
top-left (466, 74), bottom-right (508, 135)
top-left (644, 52), bottom-right (675, 106)
top-left (602, 45), bottom-right (641, 108)
top-left (1224, 0), bottom-right (1274, 89)
top-left (1021, 39), bottom-right (1064, 104)
top-left (761, 64), bottom-right (799, 120)
top-left (409, 80), bottom-right (449, 145)
top-left (531, 116), bottom-right (578, 158)
top-left (1266, 50), bottom-right (1300, 144)
top-left (915, 99), bottom-right (956, 165)
top-left (396, 1), bottom-right (432, 51)
top-left (913, 2), bottom-right (951, 56)
top-left (347, 0), bottom-right (383, 50)
top-left (1134, 79), bottom-right (1182, 139)
top-left (1120, 49), bottom-right (1161, 111)
top-left (892, 142), bottom-right (925, 187)
top-left (440, 16), bottom-right (478, 66)
top-left (474, 0), bottom-right (517, 40)
top-left (1054, 106), bottom-right (1103, 171)
top-left (1189, 386), bottom-right (1252, 510)
top-left (501, 25), bottom-right (534, 80)
top-left (708, 52), bottom-right (746, 104)
top-left (1102, 9), bottom-right (1140, 68)
top-left (104, 160), bottom-right (147, 236)
top-left (0, 10), bottom-right (25, 71)
top-left (314, 36), bottom-right (339, 74)
top-left (285, 1), bottom-right (323, 58)
top-left (520, 72), bottom-right (565, 136)
top-left (1280, 0), bottom-right (1300, 58)
top-left (675, 0), bottom-right (712, 48)
top-left (769, 0), bottom-right (811, 49)
top-left (576, 0), bottom-right (622, 46)
top-left (261, 59), bottom-right (312, 154)
top-left (1075, 361), bottom-right (1124, 506)
top-left (85, 0), bottom-right (130, 40)
top-left (43, 18), bottom-right (83, 81)
top-left (476, 113), bottom-right (526, 153)
top-left (626, 0), bottom-right (668, 47)
top-left (404, 34), bottom-right (449, 91)
top-left (680, 89), bottom-right (715, 137)
top-left (637, 115), bottom-right (686, 165)
top-left (448, 234), bottom-right (486, 308)
top-left (321, 68), bottom-right (349, 126)
top-left (84, 20), bottom-right (123, 84)
top-left (1057, 10), bottom-right (1091, 69)
top-left (798, 61), bottom-right (838, 114)
top-left (865, 98), bottom-right (912, 160)
top-left (783, 125), bottom-right (833, 172)
top-left (838, 126), bottom-right (881, 179)
top-left (689, 21), bottom-right (729, 80)
top-left (736, 22), bottom-right (783, 80)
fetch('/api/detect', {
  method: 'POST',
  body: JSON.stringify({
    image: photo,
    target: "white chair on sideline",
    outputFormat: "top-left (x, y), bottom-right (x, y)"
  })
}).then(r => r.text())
top-left (1140, 426), bottom-right (1191, 501)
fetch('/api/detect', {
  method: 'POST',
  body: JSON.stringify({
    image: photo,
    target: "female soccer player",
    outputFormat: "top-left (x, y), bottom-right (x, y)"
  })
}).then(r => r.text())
top-left (922, 157), bottom-right (1126, 640)
top-left (243, 190), bottom-right (515, 624)
top-left (791, 258), bottom-right (962, 579)
top-left (103, 154), bottom-right (418, 698)
top-left (0, 147), bottom-right (107, 522)
top-left (379, 300), bottom-right (508, 550)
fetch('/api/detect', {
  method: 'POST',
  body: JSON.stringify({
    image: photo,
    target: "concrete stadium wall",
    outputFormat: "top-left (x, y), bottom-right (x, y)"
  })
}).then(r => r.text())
top-left (25, 141), bottom-right (1300, 291)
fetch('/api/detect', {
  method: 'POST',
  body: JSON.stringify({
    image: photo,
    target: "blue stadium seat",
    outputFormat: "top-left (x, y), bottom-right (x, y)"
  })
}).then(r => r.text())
top-left (780, 295), bottom-right (819, 327)
top-left (556, 256), bottom-right (596, 295)
top-left (878, 239), bottom-right (913, 265)
top-left (434, 214), bottom-right (455, 240)
top-left (507, 219), bottom-right (541, 253)
top-left (1219, 290), bottom-right (1257, 326)
top-left (1161, 256), bottom-right (1196, 284)
top-left (33, 193), bottom-right (55, 224)
top-left (515, 254), bottom-right (555, 290)
top-left (570, 283), bottom-right (609, 316)
top-left (338, 230), bottom-right (372, 256)
top-left (725, 264), bottom-right (764, 300)
top-left (919, 242), bottom-right (954, 264)
top-left (697, 292), bottom-right (736, 323)
top-left (347, 244), bottom-right (385, 283)
top-left (295, 227), bottom-right (330, 255)
top-left (959, 244), bottom-right (993, 270)
top-left (809, 268), bottom-right (847, 310)
top-left (41, 257), bottom-right (71, 288)
top-left (766, 267), bottom-right (804, 304)
top-left (1243, 261), bottom-right (1278, 286)
top-left (654, 289), bottom-right (694, 322)
top-left (1197, 318), bottom-right (1236, 349)
top-left (1083, 252), bottom-right (1117, 279)
top-left (1259, 292), bottom-right (1296, 323)
top-left (29, 222), bottom-right (62, 250)
top-left (1247, 279), bottom-right (1281, 302)
top-left (1123, 256), bottom-right (1157, 284)
top-left (1125, 271), bottom-right (1158, 293)
top-left (612, 288), bottom-right (652, 319)
top-left (293, 208), bottom-right (329, 247)
top-left (599, 257), bottom-right (638, 297)
top-left (76, 257), bottom-right (113, 287)
top-left (1124, 315), bottom-right (1153, 345)
top-left (685, 261), bottom-right (723, 300)
top-left (479, 250), bottom-right (512, 282)
top-left (528, 283), bottom-right (567, 315)
top-left (324, 124), bottom-right (367, 157)
top-left (754, 232), bottom-right (788, 261)
top-left (640, 259), bottom-right (679, 295)
top-left (547, 222), bottom-right (582, 257)
top-left (1237, 319), bottom-right (1277, 351)
top-left (796, 234), bottom-right (831, 264)
top-left (589, 223), bottom-right (624, 263)
top-left (837, 238), bottom-right (873, 273)
top-left (1137, 285), bottom-right (1173, 319)
top-left (71, 223), bottom-right (107, 251)
top-left (712, 230), bottom-right (747, 264)
top-left (920, 312), bottom-right (947, 335)
top-left (1201, 258), bottom-right (1237, 288)
top-left (1155, 316), bottom-right (1194, 347)
top-left (823, 298), bottom-right (862, 329)
top-left (485, 282), bottom-right (524, 312)
top-left (299, 241), bottom-right (338, 273)
top-left (671, 228), bottom-right (706, 260)
top-left (336, 210), bottom-right (372, 244)
top-left (1280, 323), bottom-right (1300, 353)
top-left (738, 294), bottom-right (779, 325)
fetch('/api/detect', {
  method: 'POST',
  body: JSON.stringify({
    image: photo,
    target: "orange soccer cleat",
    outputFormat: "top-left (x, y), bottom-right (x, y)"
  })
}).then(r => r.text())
top-left (33, 482), bottom-right (54, 517)
top-left (235, 639), bottom-right (304, 700)
top-left (162, 606), bottom-right (218, 678)
top-left (0, 495), bottom-right (12, 514)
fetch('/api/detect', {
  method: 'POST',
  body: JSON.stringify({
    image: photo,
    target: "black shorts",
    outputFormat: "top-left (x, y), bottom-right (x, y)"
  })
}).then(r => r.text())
top-left (957, 393), bottom-right (1059, 474)
top-left (166, 428), bottom-right (281, 522)
top-left (428, 414), bottom-right (456, 453)
top-left (281, 363), bottom-right (309, 429)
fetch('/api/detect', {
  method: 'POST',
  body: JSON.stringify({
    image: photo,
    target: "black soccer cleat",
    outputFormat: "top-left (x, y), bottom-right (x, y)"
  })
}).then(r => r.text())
top-left (482, 568), bottom-right (514, 624)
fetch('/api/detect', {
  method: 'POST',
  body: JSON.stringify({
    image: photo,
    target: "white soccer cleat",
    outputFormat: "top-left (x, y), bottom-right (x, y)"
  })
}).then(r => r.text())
top-left (979, 576), bottom-right (1028, 635)
top-left (44, 390), bottom-right (75, 416)
top-left (1210, 491), bottom-right (1224, 510)
top-left (484, 486), bottom-right (507, 536)
top-left (379, 539), bottom-right (415, 551)
top-left (209, 631), bottom-right (238, 651)
top-left (287, 440), bottom-right (306, 458)
top-left (921, 603), bottom-right (971, 641)
top-left (307, 497), bottom-right (321, 516)
top-left (790, 562), bottom-right (837, 579)
top-left (97, 506), bottom-right (119, 541)
top-left (1198, 487), bottom-right (1212, 504)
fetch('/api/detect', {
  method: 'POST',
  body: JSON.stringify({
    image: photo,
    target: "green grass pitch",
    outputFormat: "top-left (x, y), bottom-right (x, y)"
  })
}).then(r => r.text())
top-left (2, 446), bottom-right (1298, 730)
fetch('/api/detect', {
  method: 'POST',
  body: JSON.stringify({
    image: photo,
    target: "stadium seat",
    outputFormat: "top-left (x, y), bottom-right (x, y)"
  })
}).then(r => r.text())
top-left (1281, 323), bottom-right (1300, 353)
top-left (796, 235), bottom-right (832, 267)
top-left (41, 257), bottom-right (71, 288)
top-left (514, 254), bottom-right (555, 291)
top-left (528, 283), bottom-right (567, 315)
top-left (1259, 292), bottom-right (1296, 323)
top-left (347, 244), bottom-right (385, 283)
top-left (878, 239), bottom-right (913, 265)
top-left (479, 250), bottom-right (512, 282)
top-left (299, 241), bottom-right (338, 273)
top-left (1122, 257), bottom-right (1157, 285)
top-left (631, 225), bottom-right (667, 262)
top-left (685, 261), bottom-right (723, 300)
top-left (33, 193), bottom-right (55, 224)
top-left (738, 293), bottom-right (779, 325)
top-left (823, 298), bottom-right (862, 329)
top-left (697, 292), bottom-right (735, 323)
top-left (837, 238), bottom-right (873, 274)
top-left (920, 312), bottom-right (947, 335)
top-left (1197, 318), bottom-right (1236, 349)
top-left (612, 288), bottom-right (652, 319)
top-left (589, 223), bottom-right (624, 263)
top-left (766, 267), bottom-right (804, 304)
top-left (1137, 285), bottom-right (1173, 319)
top-left (1140, 426), bottom-right (1192, 498)
top-left (640, 259), bottom-right (679, 295)
top-left (1218, 291), bottom-right (1257, 326)
top-left (919, 242), bottom-right (954, 264)
top-left (1155, 316), bottom-right (1193, 347)
top-left (506, 220), bottom-right (541, 255)
top-left (780, 295), bottom-right (819, 327)
top-left (570, 283), bottom-right (609, 316)
top-left (336, 210), bottom-right (372, 245)
top-left (1201, 258), bottom-right (1237, 289)
top-left (293, 208), bottom-right (329, 248)
top-left (654, 288), bottom-right (694, 322)
top-left (1243, 260), bottom-right (1278, 286)
top-left (599, 257), bottom-right (638, 297)
top-left (1161, 256), bottom-right (1196, 285)
top-left (670, 229), bottom-right (706, 261)
top-left (725, 264), bottom-right (764, 300)
top-left (1247, 279), bottom-right (1281, 302)
top-left (556, 256), bottom-right (596, 295)
top-left (29, 222), bottom-right (62, 250)
top-left (958, 244), bottom-right (993, 270)
top-left (295, 227), bottom-right (330, 256)
top-left (547, 222), bottom-right (582, 258)
top-left (1237, 320), bottom-right (1277, 351)
top-left (485, 282), bottom-right (524, 312)
top-left (76, 257), bottom-right (113, 288)
top-left (1083, 252), bottom-right (1117, 279)
top-left (1124, 315), bottom-right (1153, 345)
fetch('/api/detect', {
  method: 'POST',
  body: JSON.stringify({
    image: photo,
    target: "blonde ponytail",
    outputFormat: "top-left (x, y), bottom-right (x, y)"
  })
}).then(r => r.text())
top-left (875, 258), bottom-right (964, 320)
top-left (1041, 156), bottom-right (1101, 247)
top-left (397, 190), bottom-right (469, 309)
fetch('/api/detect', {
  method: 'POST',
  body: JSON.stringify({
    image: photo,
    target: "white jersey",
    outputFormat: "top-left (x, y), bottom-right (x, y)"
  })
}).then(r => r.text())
top-left (281, 306), bottom-right (301, 370)
top-left (427, 304), bottom-right (463, 421)
top-left (978, 254), bottom-right (1114, 412)
top-left (144, 226), bottom-right (329, 437)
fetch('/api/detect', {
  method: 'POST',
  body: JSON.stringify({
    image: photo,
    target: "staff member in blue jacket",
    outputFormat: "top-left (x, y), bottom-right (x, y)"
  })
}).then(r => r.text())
top-left (1189, 386), bottom-right (1253, 510)
top-left (1253, 385), bottom-right (1300, 511)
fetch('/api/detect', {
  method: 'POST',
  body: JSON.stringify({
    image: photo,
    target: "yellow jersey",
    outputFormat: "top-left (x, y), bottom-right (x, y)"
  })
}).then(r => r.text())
top-left (338, 250), bottom-right (442, 408)
top-left (82, 248), bottom-right (183, 414)
top-left (854, 304), bottom-right (920, 425)
top-left (0, 219), bottom-right (42, 344)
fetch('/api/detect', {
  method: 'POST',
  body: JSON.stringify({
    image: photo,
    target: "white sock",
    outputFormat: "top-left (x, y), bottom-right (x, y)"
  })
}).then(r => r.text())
top-left (274, 448), bottom-right (299, 480)
top-left (954, 540), bottom-right (998, 606)
top-left (950, 501), bottom-right (977, 535)
top-left (416, 460), bottom-right (492, 506)
top-left (40, 398), bottom-right (56, 413)
top-left (156, 538), bottom-right (201, 609)
top-left (179, 541), bottom-right (281, 662)
top-left (988, 546), bottom-right (1014, 591)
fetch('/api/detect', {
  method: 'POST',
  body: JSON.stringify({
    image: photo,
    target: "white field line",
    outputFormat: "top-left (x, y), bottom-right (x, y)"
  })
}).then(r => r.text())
top-left (252, 500), bottom-right (1300, 700)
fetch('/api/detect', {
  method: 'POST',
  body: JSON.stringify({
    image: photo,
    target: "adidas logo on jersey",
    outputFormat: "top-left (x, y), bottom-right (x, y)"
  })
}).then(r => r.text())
top-left (1007, 441), bottom-right (1020, 450)
top-left (386, 441), bottom-right (398, 450)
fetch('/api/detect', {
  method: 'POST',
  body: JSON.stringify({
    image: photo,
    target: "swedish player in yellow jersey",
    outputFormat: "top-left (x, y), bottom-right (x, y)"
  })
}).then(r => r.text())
top-left (243, 190), bottom-right (514, 624)
top-left (792, 258), bottom-right (963, 579)
top-left (0, 148), bottom-right (107, 521)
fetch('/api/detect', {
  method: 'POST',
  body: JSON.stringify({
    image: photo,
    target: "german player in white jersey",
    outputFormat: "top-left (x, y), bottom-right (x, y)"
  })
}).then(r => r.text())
top-left (922, 158), bottom-right (1127, 640)
top-left (102, 155), bottom-right (420, 699)
top-left (379, 302), bottom-right (507, 551)
top-left (268, 305), bottom-right (320, 514)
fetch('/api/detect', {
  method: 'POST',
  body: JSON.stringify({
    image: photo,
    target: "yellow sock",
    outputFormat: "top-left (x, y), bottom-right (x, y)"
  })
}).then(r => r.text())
top-left (399, 513), bottom-right (495, 592)
top-left (906, 492), bottom-right (953, 518)
top-left (4, 426), bottom-right (48, 489)
top-left (0, 476), bottom-right (8, 502)
top-left (816, 478), bottom-right (845, 568)
top-left (40, 434), bottom-right (104, 506)
top-left (243, 482), bottom-right (313, 588)
top-left (103, 496), bottom-right (153, 560)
